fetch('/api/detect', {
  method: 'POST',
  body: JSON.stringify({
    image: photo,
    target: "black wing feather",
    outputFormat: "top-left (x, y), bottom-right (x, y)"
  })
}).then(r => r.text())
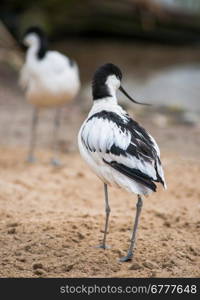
top-left (87, 110), bottom-right (157, 160)
top-left (103, 159), bottom-right (157, 192)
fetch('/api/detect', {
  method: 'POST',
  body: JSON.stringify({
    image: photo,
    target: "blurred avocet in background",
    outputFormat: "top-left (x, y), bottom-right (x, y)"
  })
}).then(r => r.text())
top-left (20, 26), bottom-right (80, 165)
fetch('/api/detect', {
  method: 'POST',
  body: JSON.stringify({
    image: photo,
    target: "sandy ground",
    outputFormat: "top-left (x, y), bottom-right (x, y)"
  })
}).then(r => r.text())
top-left (0, 147), bottom-right (199, 278)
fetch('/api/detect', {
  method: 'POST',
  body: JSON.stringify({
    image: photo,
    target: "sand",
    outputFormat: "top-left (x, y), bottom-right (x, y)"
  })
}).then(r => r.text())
top-left (0, 147), bottom-right (199, 278)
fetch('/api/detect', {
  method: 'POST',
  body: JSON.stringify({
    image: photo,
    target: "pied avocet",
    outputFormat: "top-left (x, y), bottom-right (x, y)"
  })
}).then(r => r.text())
top-left (78, 63), bottom-right (166, 262)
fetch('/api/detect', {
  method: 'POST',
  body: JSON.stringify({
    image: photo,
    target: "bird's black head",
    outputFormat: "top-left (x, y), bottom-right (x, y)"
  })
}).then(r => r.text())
top-left (24, 26), bottom-right (45, 39)
top-left (92, 63), bottom-right (122, 100)
top-left (92, 63), bottom-right (150, 106)
top-left (23, 26), bottom-right (48, 59)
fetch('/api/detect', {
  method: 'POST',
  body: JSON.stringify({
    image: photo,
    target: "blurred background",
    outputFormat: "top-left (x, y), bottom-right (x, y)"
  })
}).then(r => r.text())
top-left (0, 0), bottom-right (200, 156)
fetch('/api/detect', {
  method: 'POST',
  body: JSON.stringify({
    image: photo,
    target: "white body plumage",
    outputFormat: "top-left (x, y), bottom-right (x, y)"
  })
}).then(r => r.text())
top-left (78, 99), bottom-right (166, 195)
top-left (20, 30), bottom-right (80, 108)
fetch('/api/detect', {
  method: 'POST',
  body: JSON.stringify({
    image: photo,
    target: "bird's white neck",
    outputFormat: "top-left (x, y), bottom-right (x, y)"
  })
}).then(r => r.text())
top-left (94, 96), bottom-right (117, 107)
top-left (26, 39), bottom-right (40, 60)
top-left (108, 85), bottom-right (118, 101)
top-left (106, 75), bottom-right (120, 101)
top-left (89, 96), bottom-right (124, 118)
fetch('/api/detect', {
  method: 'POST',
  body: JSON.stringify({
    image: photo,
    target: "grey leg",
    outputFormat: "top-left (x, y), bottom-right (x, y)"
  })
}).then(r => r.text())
top-left (51, 108), bottom-right (62, 166)
top-left (120, 195), bottom-right (143, 262)
top-left (27, 108), bottom-right (39, 163)
top-left (97, 183), bottom-right (111, 249)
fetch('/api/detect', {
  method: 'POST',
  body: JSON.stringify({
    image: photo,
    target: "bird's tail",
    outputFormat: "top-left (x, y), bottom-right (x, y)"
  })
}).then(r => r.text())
top-left (155, 158), bottom-right (167, 189)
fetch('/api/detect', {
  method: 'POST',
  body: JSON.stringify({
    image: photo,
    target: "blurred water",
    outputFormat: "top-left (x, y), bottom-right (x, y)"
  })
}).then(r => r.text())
top-left (154, 0), bottom-right (200, 12)
top-left (126, 64), bottom-right (200, 112)
top-left (57, 40), bottom-right (200, 112)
